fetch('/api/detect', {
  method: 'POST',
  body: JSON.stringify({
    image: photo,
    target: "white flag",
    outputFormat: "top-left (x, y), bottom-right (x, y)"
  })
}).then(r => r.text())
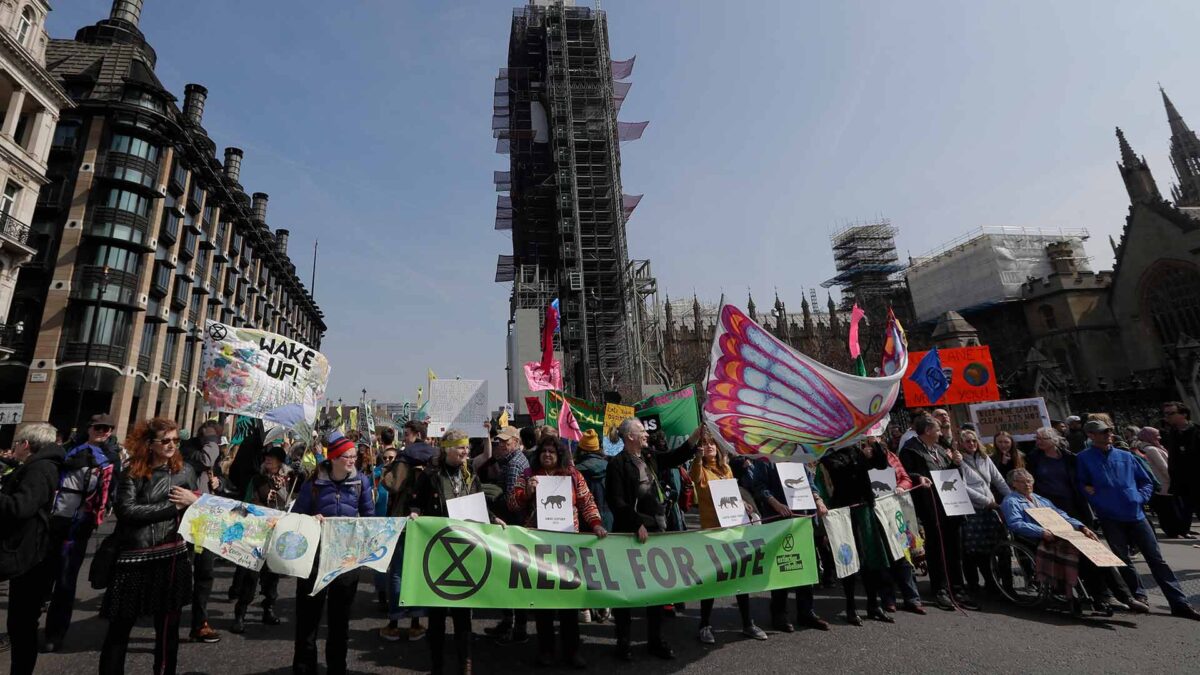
top-left (873, 494), bottom-right (907, 562)
top-left (823, 507), bottom-right (860, 579)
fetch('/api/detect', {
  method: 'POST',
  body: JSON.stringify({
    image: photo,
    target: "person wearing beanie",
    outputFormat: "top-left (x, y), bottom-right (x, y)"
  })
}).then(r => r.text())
top-left (291, 429), bottom-right (374, 675)
top-left (573, 428), bottom-right (613, 625)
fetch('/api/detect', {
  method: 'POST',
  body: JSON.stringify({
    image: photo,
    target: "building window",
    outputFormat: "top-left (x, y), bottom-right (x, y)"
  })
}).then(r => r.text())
top-left (121, 87), bottom-right (165, 114)
top-left (1039, 305), bottom-right (1057, 331)
top-left (104, 188), bottom-right (151, 217)
top-left (52, 121), bottom-right (80, 150)
top-left (72, 305), bottom-right (132, 346)
top-left (89, 244), bottom-right (140, 275)
top-left (0, 181), bottom-right (20, 218)
top-left (16, 6), bottom-right (33, 45)
top-left (1141, 262), bottom-right (1200, 346)
top-left (109, 133), bottom-right (160, 163)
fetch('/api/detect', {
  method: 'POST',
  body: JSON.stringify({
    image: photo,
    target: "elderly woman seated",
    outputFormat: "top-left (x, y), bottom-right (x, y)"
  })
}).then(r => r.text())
top-left (1000, 469), bottom-right (1147, 615)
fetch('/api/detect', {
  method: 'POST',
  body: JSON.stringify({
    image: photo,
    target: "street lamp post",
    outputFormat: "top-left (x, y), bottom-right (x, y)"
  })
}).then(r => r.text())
top-left (73, 265), bottom-right (111, 432)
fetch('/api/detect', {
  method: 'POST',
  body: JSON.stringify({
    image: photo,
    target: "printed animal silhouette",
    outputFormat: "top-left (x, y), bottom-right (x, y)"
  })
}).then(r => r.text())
top-left (783, 477), bottom-right (806, 489)
top-left (940, 479), bottom-right (958, 492)
top-left (541, 495), bottom-right (567, 509)
top-left (718, 496), bottom-right (740, 509)
top-left (870, 481), bottom-right (892, 493)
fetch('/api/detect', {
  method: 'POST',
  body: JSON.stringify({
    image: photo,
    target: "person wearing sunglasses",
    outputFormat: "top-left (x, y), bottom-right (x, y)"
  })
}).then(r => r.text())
top-left (291, 430), bottom-right (374, 675)
top-left (98, 417), bottom-right (199, 675)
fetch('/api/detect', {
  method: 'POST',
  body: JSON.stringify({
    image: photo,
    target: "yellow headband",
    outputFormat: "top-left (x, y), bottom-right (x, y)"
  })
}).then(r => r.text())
top-left (442, 438), bottom-right (469, 449)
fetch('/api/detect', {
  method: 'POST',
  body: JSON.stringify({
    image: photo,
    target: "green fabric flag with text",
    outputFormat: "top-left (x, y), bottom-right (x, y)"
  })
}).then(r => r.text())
top-left (634, 384), bottom-right (701, 438)
top-left (543, 393), bottom-right (605, 434)
top-left (400, 516), bottom-right (817, 609)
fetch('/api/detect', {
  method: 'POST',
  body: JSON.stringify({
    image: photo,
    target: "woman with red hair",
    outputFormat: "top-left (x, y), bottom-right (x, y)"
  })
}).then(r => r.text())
top-left (98, 417), bottom-right (199, 675)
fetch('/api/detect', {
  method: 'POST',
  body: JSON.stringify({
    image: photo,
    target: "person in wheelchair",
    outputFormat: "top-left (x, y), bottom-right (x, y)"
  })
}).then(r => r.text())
top-left (1000, 469), bottom-right (1149, 615)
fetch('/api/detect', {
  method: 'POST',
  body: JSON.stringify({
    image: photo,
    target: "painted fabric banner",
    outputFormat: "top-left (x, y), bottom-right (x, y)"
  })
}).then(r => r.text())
top-left (873, 494), bottom-right (908, 562)
top-left (822, 507), bottom-right (860, 579)
top-left (897, 492), bottom-right (924, 560)
top-left (201, 320), bottom-right (330, 423)
top-left (265, 513), bottom-right (321, 578)
top-left (544, 393), bottom-right (605, 435)
top-left (704, 305), bottom-right (908, 461)
top-left (180, 494), bottom-right (286, 571)
top-left (400, 516), bottom-right (817, 609)
top-left (312, 517), bottom-right (407, 594)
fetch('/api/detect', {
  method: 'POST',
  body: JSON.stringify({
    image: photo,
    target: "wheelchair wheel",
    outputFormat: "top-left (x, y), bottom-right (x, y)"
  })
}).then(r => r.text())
top-left (990, 541), bottom-right (1043, 608)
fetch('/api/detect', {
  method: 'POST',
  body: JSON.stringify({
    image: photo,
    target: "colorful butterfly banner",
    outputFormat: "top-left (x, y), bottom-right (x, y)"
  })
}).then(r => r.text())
top-left (704, 305), bottom-right (908, 461)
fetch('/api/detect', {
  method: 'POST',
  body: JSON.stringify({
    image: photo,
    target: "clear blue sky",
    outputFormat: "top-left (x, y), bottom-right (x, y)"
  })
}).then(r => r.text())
top-left (48, 0), bottom-right (1200, 407)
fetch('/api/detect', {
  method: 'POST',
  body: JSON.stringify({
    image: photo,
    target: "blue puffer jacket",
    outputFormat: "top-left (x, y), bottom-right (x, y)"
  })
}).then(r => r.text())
top-left (292, 462), bottom-right (374, 517)
top-left (1076, 443), bottom-right (1153, 523)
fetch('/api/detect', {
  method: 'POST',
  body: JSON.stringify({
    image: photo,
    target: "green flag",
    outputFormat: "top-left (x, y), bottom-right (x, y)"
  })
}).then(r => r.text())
top-left (543, 393), bottom-right (605, 434)
top-left (400, 516), bottom-right (817, 609)
top-left (634, 384), bottom-right (701, 438)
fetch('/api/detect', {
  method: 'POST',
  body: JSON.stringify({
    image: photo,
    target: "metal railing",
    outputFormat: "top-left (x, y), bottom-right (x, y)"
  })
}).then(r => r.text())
top-left (0, 212), bottom-right (31, 247)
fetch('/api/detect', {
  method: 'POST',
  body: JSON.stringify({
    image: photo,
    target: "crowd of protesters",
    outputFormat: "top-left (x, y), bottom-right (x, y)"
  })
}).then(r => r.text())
top-left (0, 399), bottom-right (1198, 674)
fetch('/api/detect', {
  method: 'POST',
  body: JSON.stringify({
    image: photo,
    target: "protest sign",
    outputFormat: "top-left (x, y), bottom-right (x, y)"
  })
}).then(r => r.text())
top-left (265, 513), bottom-right (321, 578)
top-left (1026, 507), bottom-right (1125, 567)
top-left (868, 468), bottom-right (898, 496)
top-left (931, 469), bottom-right (975, 516)
top-left (634, 385), bottom-right (701, 439)
top-left (427, 379), bottom-right (488, 437)
top-left (200, 320), bottom-right (330, 423)
top-left (708, 478), bottom-right (751, 527)
top-left (313, 517), bottom-right (406, 594)
top-left (400, 515), bottom-right (816, 609)
top-left (535, 475), bottom-right (574, 532)
top-left (446, 492), bottom-right (490, 523)
top-left (901, 346), bottom-right (1000, 407)
top-left (180, 494), bottom-right (285, 571)
top-left (969, 398), bottom-right (1051, 442)
top-left (873, 494), bottom-right (908, 562)
top-left (823, 507), bottom-right (860, 579)
top-left (603, 403), bottom-right (636, 437)
top-left (775, 463), bottom-right (817, 511)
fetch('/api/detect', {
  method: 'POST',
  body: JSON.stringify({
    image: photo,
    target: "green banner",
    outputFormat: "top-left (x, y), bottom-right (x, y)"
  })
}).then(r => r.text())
top-left (400, 516), bottom-right (817, 609)
top-left (634, 384), bottom-right (701, 438)
top-left (543, 393), bottom-right (605, 434)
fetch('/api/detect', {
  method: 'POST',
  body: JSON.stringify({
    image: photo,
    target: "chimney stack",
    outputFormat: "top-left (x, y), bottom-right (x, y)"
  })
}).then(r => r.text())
top-left (182, 84), bottom-right (207, 126)
top-left (252, 192), bottom-right (269, 223)
top-left (275, 229), bottom-right (290, 257)
top-left (223, 147), bottom-right (243, 183)
top-left (110, 0), bottom-right (144, 27)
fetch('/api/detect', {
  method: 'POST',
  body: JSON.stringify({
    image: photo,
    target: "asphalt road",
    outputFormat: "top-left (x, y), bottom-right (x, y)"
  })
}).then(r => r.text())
top-left (6, 524), bottom-right (1199, 674)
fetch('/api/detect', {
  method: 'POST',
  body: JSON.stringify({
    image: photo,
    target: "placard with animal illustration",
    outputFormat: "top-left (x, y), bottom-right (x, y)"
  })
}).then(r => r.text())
top-left (775, 462), bottom-right (817, 511)
top-left (930, 468), bottom-right (974, 516)
top-left (708, 478), bottom-right (751, 527)
top-left (535, 475), bottom-right (574, 532)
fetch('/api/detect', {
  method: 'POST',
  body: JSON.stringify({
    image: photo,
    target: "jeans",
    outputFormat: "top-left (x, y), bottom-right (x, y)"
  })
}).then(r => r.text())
top-left (191, 549), bottom-right (216, 631)
top-left (534, 608), bottom-right (580, 658)
top-left (1099, 517), bottom-right (1190, 610)
top-left (770, 586), bottom-right (818, 622)
top-left (234, 568), bottom-right (279, 614)
top-left (99, 611), bottom-right (182, 675)
top-left (428, 607), bottom-right (472, 675)
top-left (44, 520), bottom-right (95, 643)
top-left (881, 559), bottom-right (921, 606)
top-left (294, 571), bottom-right (359, 675)
top-left (8, 563), bottom-right (52, 675)
top-left (613, 605), bottom-right (663, 647)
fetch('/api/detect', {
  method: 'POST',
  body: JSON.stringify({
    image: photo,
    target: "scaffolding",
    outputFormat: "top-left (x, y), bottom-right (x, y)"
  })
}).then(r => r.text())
top-left (821, 219), bottom-right (904, 305)
top-left (494, 2), bottom-right (650, 400)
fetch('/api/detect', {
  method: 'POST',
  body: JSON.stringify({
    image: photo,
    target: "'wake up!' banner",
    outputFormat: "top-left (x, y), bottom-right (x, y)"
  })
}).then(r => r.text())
top-left (400, 516), bottom-right (817, 609)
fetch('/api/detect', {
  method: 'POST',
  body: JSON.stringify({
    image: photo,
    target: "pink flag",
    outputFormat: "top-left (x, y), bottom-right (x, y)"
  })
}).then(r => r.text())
top-left (524, 360), bottom-right (563, 392)
top-left (557, 398), bottom-right (583, 441)
top-left (849, 303), bottom-right (866, 359)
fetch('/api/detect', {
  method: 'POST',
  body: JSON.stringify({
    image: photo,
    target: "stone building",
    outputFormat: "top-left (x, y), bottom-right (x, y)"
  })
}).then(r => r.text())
top-left (0, 1), bottom-right (325, 438)
top-left (0, 0), bottom-right (71, 358)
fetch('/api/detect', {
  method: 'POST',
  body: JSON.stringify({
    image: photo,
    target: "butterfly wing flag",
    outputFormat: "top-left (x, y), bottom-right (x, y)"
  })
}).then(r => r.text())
top-left (703, 304), bottom-right (907, 462)
top-left (908, 347), bottom-right (949, 404)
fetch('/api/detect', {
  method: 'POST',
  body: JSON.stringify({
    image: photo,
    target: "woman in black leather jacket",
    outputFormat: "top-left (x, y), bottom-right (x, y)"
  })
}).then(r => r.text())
top-left (98, 417), bottom-right (198, 675)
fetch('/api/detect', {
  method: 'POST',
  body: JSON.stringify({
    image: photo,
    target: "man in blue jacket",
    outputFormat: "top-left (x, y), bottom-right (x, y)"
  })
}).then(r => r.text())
top-left (1076, 419), bottom-right (1200, 620)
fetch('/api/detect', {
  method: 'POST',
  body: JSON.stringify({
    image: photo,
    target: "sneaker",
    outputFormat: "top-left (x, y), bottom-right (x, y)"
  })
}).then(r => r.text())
top-left (262, 607), bottom-right (282, 625)
top-left (593, 608), bottom-right (610, 623)
top-left (379, 626), bottom-right (406, 642)
top-left (189, 622), bottom-right (221, 643)
top-left (956, 593), bottom-right (981, 611)
top-left (407, 625), bottom-right (427, 641)
top-left (933, 590), bottom-right (955, 611)
top-left (1123, 597), bottom-right (1151, 614)
top-left (742, 623), bottom-right (768, 641)
top-left (579, 609), bottom-right (592, 624)
top-left (698, 625), bottom-right (716, 645)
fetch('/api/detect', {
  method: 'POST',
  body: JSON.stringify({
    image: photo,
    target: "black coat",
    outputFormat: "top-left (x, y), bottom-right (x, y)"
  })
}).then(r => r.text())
top-left (900, 436), bottom-right (958, 522)
top-left (1163, 422), bottom-right (1200, 499)
top-left (113, 464), bottom-right (198, 551)
top-left (0, 445), bottom-right (65, 579)
top-left (605, 441), bottom-right (694, 534)
top-left (820, 443), bottom-right (888, 509)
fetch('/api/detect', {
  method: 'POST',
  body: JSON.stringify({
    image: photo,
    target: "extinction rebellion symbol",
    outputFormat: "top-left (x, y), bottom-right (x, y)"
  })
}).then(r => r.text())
top-left (207, 323), bottom-right (228, 341)
top-left (423, 526), bottom-right (493, 601)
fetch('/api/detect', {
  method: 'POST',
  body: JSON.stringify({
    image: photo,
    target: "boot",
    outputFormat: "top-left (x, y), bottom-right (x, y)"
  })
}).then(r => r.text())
top-left (230, 610), bottom-right (246, 635)
top-left (262, 606), bottom-right (281, 625)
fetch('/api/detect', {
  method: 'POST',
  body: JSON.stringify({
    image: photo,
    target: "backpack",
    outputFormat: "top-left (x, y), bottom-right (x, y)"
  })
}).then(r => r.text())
top-left (51, 444), bottom-right (114, 527)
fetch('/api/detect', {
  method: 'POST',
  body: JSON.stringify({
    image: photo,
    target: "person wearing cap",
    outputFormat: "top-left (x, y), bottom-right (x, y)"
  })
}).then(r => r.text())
top-left (42, 413), bottom-right (120, 654)
top-left (1077, 418), bottom-right (1200, 621)
top-left (229, 444), bottom-right (294, 634)
top-left (481, 424), bottom-right (532, 644)
top-left (291, 430), bottom-right (374, 675)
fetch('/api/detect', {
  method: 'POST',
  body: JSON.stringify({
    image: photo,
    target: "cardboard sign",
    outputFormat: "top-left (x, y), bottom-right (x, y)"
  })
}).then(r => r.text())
top-left (868, 468), bottom-right (898, 496)
top-left (708, 478), bottom-right (751, 527)
top-left (427, 379), bottom-right (488, 438)
top-left (603, 403), bottom-right (636, 436)
top-left (901, 346), bottom-right (1000, 407)
top-left (775, 463), bottom-right (817, 511)
top-left (969, 398), bottom-right (1051, 442)
top-left (930, 468), bottom-right (975, 516)
top-left (534, 475), bottom-right (574, 532)
top-left (1026, 507), bottom-right (1125, 567)
top-left (0, 403), bottom-right (24, 425)
top-left (446, 492), bottom-right (489, 524)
